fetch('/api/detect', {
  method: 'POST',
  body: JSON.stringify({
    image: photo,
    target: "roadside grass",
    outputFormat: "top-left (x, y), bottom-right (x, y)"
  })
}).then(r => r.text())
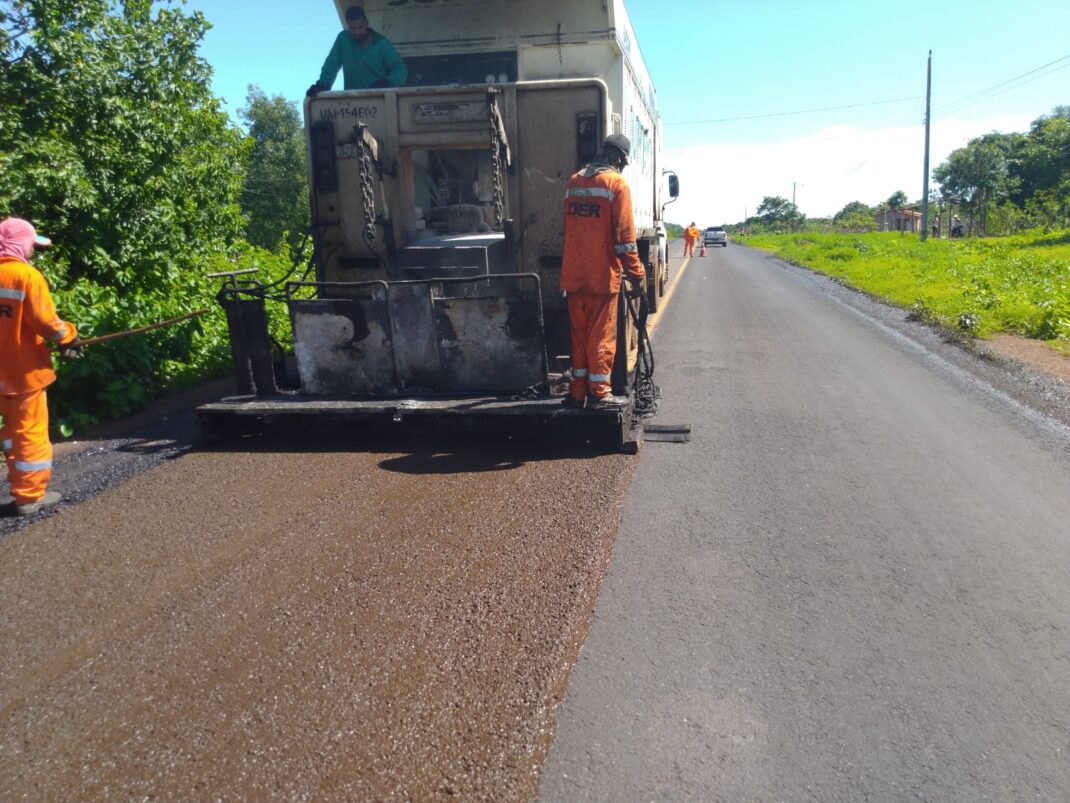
top-left (745, 231), bottom-right (1070, 350)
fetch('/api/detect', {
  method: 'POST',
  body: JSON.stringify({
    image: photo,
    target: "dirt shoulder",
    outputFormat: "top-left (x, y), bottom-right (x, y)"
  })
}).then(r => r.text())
top-left (982, 334), bottom-right (1070, 384)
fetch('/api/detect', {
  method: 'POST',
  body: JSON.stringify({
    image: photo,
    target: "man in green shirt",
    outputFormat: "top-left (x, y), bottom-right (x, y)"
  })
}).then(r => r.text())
top-left (308, 6), bottom-right (407, 94)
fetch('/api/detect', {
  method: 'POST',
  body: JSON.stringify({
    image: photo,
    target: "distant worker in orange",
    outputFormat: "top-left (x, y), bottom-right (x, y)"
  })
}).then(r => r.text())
top-left (560, 134), bottom-right (646, 410)
top-left (0, 218), bottom-right (79, 516)
top-left (683, 221), bottom-right (701, 257)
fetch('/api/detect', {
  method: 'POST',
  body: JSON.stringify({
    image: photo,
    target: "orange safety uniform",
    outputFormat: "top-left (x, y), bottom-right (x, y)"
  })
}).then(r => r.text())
top-left (683, 224), bottom-right (701, 257)
top-left (0, 255), bottom-right (77, 506)
top-left (560, 163), bottom-right (646, 401)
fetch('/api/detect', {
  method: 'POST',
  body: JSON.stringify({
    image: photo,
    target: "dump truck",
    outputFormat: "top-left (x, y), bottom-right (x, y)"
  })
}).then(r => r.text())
top-left (198, 0), bottom-right (679, 452)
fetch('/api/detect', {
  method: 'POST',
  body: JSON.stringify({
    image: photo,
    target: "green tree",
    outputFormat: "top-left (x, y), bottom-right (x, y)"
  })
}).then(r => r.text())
top-left (884, 190), bottom-right (909, 210)
top-left (0, 0), bottom-right (249, 427)
top-left (834, 200), bottom-right (871, 221)
top-left (756, 195), bottom-right (804, 230)
top-left (240, 86), bottom-right (309, 255)
top-left (1013, 107), bottom-right (1070, 228)
top-left (933, 137), bottom-right (1015, 235)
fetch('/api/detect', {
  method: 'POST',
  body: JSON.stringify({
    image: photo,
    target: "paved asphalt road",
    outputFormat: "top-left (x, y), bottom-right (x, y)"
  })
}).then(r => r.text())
top-left (539, 242), bottom-right (1070, 801)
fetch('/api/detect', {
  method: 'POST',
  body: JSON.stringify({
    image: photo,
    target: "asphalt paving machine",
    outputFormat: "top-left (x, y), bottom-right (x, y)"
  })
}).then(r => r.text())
top-left (198, 0), bottom-right (679, 452)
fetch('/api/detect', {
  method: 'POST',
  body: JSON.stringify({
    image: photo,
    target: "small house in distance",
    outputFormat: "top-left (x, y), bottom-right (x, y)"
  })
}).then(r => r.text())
top-left (874, 207), bottom-right (922, 232)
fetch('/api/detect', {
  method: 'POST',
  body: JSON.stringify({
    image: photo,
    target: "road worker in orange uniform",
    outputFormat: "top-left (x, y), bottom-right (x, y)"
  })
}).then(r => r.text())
top-left (560, 134), bottom-right (645, 410)
top-left (683, 221), bottom-right (701, 257)
top-left (0, 218), bottom-right (78, 516)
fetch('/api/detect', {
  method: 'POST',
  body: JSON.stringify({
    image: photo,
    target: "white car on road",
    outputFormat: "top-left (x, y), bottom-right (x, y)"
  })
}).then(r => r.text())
top-left (704, 226), bottom-right (728, 247)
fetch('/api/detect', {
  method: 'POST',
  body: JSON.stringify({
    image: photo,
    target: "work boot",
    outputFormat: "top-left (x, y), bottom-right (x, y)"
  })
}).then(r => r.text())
top-left (15, 490), bottom-right (62, 517)
top-left (561, 395), bottom-right (586, 409)
top-left (587, 394), bottom-right (630, 410)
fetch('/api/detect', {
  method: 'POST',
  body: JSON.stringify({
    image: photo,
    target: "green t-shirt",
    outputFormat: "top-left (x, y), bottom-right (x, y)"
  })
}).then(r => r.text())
top-left (318, 29), bottom-right (408, 90)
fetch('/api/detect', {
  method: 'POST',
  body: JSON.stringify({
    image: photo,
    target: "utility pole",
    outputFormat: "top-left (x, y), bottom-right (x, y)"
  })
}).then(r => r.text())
top-left (921, 49), bottom-right (932, 242)
top-left (792, 182), bottom-right (797, 207)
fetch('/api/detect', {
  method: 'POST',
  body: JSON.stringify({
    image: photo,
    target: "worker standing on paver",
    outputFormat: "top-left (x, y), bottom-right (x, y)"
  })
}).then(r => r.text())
top-left (308, 5), bottom-right (407, 94)
top-left (683, 221), bottom-right (700, 258)
top-left (0, 218), bottom-right (78, 516)
top-left (560, 134), bottom-right (645, 410)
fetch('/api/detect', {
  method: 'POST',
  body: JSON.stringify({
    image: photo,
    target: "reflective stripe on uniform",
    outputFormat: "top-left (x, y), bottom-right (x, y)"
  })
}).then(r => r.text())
top-left (614, 242), bottom-right (638, 254)
top-left (2, 439), bottom-right (12, 451)
top-left (573, 368), bottom-right (588, 378)
top-left (15, 459), bottom-right (52, 472)
top-left (0, 288), bottom-right (26, 301)
top-left (590, 373), bottom-right (611, 383)
top-left (565, 187), bottom-right (615, 201)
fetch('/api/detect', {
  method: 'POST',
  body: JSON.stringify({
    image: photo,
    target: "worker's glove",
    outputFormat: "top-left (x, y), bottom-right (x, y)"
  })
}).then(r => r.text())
top-left (624, 276), bottom-right (645, 299)
top-left (60, 343), bottom-right (84, 360)
top-left (306, 82), bottom-right (326, 97)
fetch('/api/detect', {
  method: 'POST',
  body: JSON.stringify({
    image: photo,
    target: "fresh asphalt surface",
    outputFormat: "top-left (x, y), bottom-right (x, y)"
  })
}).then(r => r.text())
top-left (539, 241), bottom-right (1070, 801)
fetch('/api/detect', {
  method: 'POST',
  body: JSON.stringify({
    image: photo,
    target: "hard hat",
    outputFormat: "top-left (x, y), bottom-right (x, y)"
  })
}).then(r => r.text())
top-left (603, 134), bottom-right (631, 162)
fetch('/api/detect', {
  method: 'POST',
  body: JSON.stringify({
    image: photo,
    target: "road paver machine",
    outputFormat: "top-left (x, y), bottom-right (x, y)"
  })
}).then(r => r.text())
top-left (198, 0), bottom-right (678, 451)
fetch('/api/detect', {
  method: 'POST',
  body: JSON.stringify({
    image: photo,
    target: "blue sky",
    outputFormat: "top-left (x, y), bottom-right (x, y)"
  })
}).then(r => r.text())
top-left (186, 0), bottom-right (1069, 224)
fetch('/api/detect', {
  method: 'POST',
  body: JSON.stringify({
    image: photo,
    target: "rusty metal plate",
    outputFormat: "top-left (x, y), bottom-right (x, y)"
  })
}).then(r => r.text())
top-left (288, 276), bottom-right (547, 397)
top-left (290, 294), bottom-right (397, 396)
top-left (433, 295), bottom-right (545, 392)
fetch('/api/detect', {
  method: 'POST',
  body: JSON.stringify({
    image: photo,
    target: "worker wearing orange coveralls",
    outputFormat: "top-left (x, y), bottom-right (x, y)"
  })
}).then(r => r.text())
top-left (683, 222), bottom-right (700, 257)
top-left (560, 134), bottom-right (646, 410)
top-left (0, 218), bottom-right (78, 516)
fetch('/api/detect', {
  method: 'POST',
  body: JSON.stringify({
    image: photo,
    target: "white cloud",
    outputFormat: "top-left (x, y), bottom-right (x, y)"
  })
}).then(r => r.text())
top-left (664, 114), bottom-right (1035, 226)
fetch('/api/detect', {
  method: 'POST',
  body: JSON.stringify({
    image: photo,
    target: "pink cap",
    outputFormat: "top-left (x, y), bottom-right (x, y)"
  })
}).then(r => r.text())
top-left (0, 218), bottom-right (51, 260)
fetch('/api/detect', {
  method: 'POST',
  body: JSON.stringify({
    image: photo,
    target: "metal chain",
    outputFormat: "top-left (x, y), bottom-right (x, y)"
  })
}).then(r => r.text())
top-left (488, 94), bottom-right (505, 228)
top-left (356, 132), bottom-right (377, 243)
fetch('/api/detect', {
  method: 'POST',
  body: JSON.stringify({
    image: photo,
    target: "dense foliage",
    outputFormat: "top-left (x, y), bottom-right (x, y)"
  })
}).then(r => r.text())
top-left (934, 107), bottom-right (1070, 235)
top-left (240, 87), bottom-right (309, 257)
top-left (0, 0), bottom-right (248, 428)
top-left (0, 1), bottom-right (306, 432)
top-left (746, 231), bottom-right (1070, 346)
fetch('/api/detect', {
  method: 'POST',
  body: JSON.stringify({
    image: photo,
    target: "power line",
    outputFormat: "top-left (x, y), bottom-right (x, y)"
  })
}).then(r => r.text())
top-left (933, 53), bottom-right (1070, 118)
top-left (666, 95), bottom-right (922, 126)
top-left (840, 55), bottom-right (1070, 189)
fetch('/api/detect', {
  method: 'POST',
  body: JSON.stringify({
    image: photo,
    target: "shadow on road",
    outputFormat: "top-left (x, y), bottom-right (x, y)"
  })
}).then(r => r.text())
top-left (197, 425), bottom-right (618, 474)
top-left (0, 398), bottom-right (618, 537)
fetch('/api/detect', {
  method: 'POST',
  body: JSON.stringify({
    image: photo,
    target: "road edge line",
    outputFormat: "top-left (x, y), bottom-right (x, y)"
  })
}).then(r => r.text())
top-left (648, 256), bottom-right (692, 335)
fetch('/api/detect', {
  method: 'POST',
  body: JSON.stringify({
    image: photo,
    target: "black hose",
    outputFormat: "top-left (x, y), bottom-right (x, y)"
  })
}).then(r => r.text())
top-left (218, 230), bottom-right (317, 304)
top-left (627, 284), bottom-right (660, 418)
